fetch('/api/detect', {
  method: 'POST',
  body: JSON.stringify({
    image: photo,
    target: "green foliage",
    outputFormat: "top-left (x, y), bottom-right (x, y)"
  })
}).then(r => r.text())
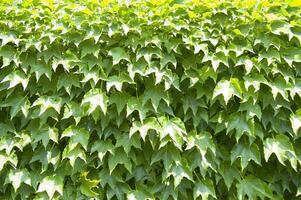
top-left (0, 0), bottom-right (301, 199)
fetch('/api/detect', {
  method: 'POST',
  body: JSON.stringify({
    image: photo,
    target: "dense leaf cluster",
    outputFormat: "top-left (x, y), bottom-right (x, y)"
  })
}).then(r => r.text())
top-left (1, 0), bottom-right (301, 199)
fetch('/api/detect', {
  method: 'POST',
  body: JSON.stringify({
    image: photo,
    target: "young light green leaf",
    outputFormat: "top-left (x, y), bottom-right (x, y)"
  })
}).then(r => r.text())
top-left (291, 110), bottom-right (301, 135)
top-left (37, 176), bottom-right (64, 199)
top-left (82, 88), bottom-right (108, 115)
top-left (2, 70), bottom-right (28, 90)
top-left (6, 169), bottom-right (31, 191)
top-left (79, 172), bottom-right (100, 197)
top-left (213, 78), bottom-right (243, 104)
top-left (263, 134), bottom-right (296, 168)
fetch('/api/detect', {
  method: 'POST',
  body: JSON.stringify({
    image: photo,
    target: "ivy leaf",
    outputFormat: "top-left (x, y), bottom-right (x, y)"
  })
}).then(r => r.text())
top-left (142, 85), bottom-right (170, 112)
top-left (62, 144), bottom-right (86, 167)
top-left (32, 96), bottom-right (63, 115)
top-left (231, 143), bottom-right (261, 170)
top-left (169, 160), bottom-right (193, 187)
top-left (129, 117), bottom-right (160, 141)
top-left (127, 189), bottom-right (153, 200)
top-left (290, 109), bottom-right (301, 135)
top-left (30, 61), bottom-right (52, 81)
top-left (270, 77), bottom-right (289, 101)
top-left (1, 70), bottom-right (29, 90)
top-left (79, 40), bottom-right (100, 58)
top-left (193, 179), bottom-right (216, 200)
top-left (238, 101), bottom-right (262, 120)
top-left (110, 92), bottom-right (131, 114)
top-left (30, 146), bottom-right (60, 173)
top-left (220, 164), bottom-right (241, 189)
top-left (136, 47), bottom-right (161, 64)
top-left (236, 176), bottom-right (273, 200)
top-left (263, 134), bottom-right (297, 168)
top-left (91, 140), bottom-right (115, 162)
top-left (226, 113), bottom-right (254, 142)
top-left (0, 95), bottom-right (29, 118)
top-left (108, 47), bottom-right (130, 65)
top-left (213, 78), bottom-right (243, 104)
top-left (61, 125), bottom-right (90, 150)
top-left (31, 125), bottom-right (59, 148)
top-left (6, 169), bottom-right (31, 191)
top-left (79, 172), bottom-right (100, 197)
top-left (37, 176), bottom-right (64, 199)
top-left (158, 116), bottom-right (187, 149)
top-left (186, 131), bottom-right (216, 156)
top-left (160, 52), bottom-right (177, 68)
top-left (258, 48), bottom-right (281, 66)
top-left (0, 45), bottom-right (17, 67)
top-left (151, 145), bottom-right (181, 171)
top-left (82, 88), bottom-right (108, 115)
top-left (127, 96), bottom-right (148, 122)
top-left (115, 133), bottom-right (141, 155)
top-left (0, 152), bottom-right (18, 171)
top-left (62, 101), bottom-right (82, 125)
top-left (108, 148), bottom-right (132, 174)
top-left (57, 73), bottom-right (80, 94)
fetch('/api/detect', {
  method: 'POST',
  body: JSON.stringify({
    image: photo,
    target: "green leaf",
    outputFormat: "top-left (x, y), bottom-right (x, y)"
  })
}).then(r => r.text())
top-left (6, 169), bottom-right (31, 191)
top-left (127, 96), bottom-right (148, 122)
top-left (79, 172), bottom-right (100, 197)
top-left (62, 101), bottom-right (82, 125)
top-left (62, 144), bottom-right (86, 167)
top-left (82, 88), bottom-right (108, 115)
top-left (142, 85), bottom-right (170, 111)
top-left (258, 48), bottom-right (281, 66)
top-left (0, 45), bottom-right (17, 67)
top-left (186, 131), bottom-right (215, 156)
top-left (158, 116), bottom-right (187, 149)
top-left (151, 145), bottom-right (181, 171)
top-left (0, 95), bottom-right (29, 118)
top-left (108, 47), bottom-right (130, 65)
top-left (231, 143), bottom-right (261, 170)
top-left (236, 176), bottom-right (273, 200)
top-left (1, 70), bottom-right (28, 90)
top-left (263, 134), bottom-right (297, 169)
top-left (238, 100), bottom-right (262, 120)
top-left (220, 164), bottom-right (241, 189)
top-left (32, 96), bottom-right (63, 115)
top-left (160, 52), bottom-right (177, 68)
top-left (226, 113), bottom-right (254, 142)
top-left (30, 61), bottom-right (52, 81)
top-left (79, 39), bottom-right (100, 58)
top-left (31, 125), bottom-right (59, 148)
top-left (129, 117), bottom-right (160, 140)
top-left (57, 73), bottom-right (80, 94)
top-left (91, 140), bottom-right (115, 162)
top-left (290, 109), bottom-right (301, 135)
top-left (37, 176), bottom-right (64, 199)
top-left (61, 125), bottom-right (90, 150)
top-left (169, 161), bottom-right (193, 187)
top-left (213, 78), bottom-right (243, 104)
top-left (0, 152), bottom-right (18, 171)
top-left (110, 92), bottom-right (131, 114)
top-left (115, 133), bottom-right (141, 155)
top-left (193, 179), bottom-right (216, 200)
top-left (108, 148), bottom-right (132, 174)
top-left (30, 146), bottom-right (60, 172)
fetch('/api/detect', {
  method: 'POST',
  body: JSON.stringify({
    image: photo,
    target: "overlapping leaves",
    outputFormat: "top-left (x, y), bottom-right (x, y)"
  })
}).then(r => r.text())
top-left (0, 0), bottom-right (301, 199)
